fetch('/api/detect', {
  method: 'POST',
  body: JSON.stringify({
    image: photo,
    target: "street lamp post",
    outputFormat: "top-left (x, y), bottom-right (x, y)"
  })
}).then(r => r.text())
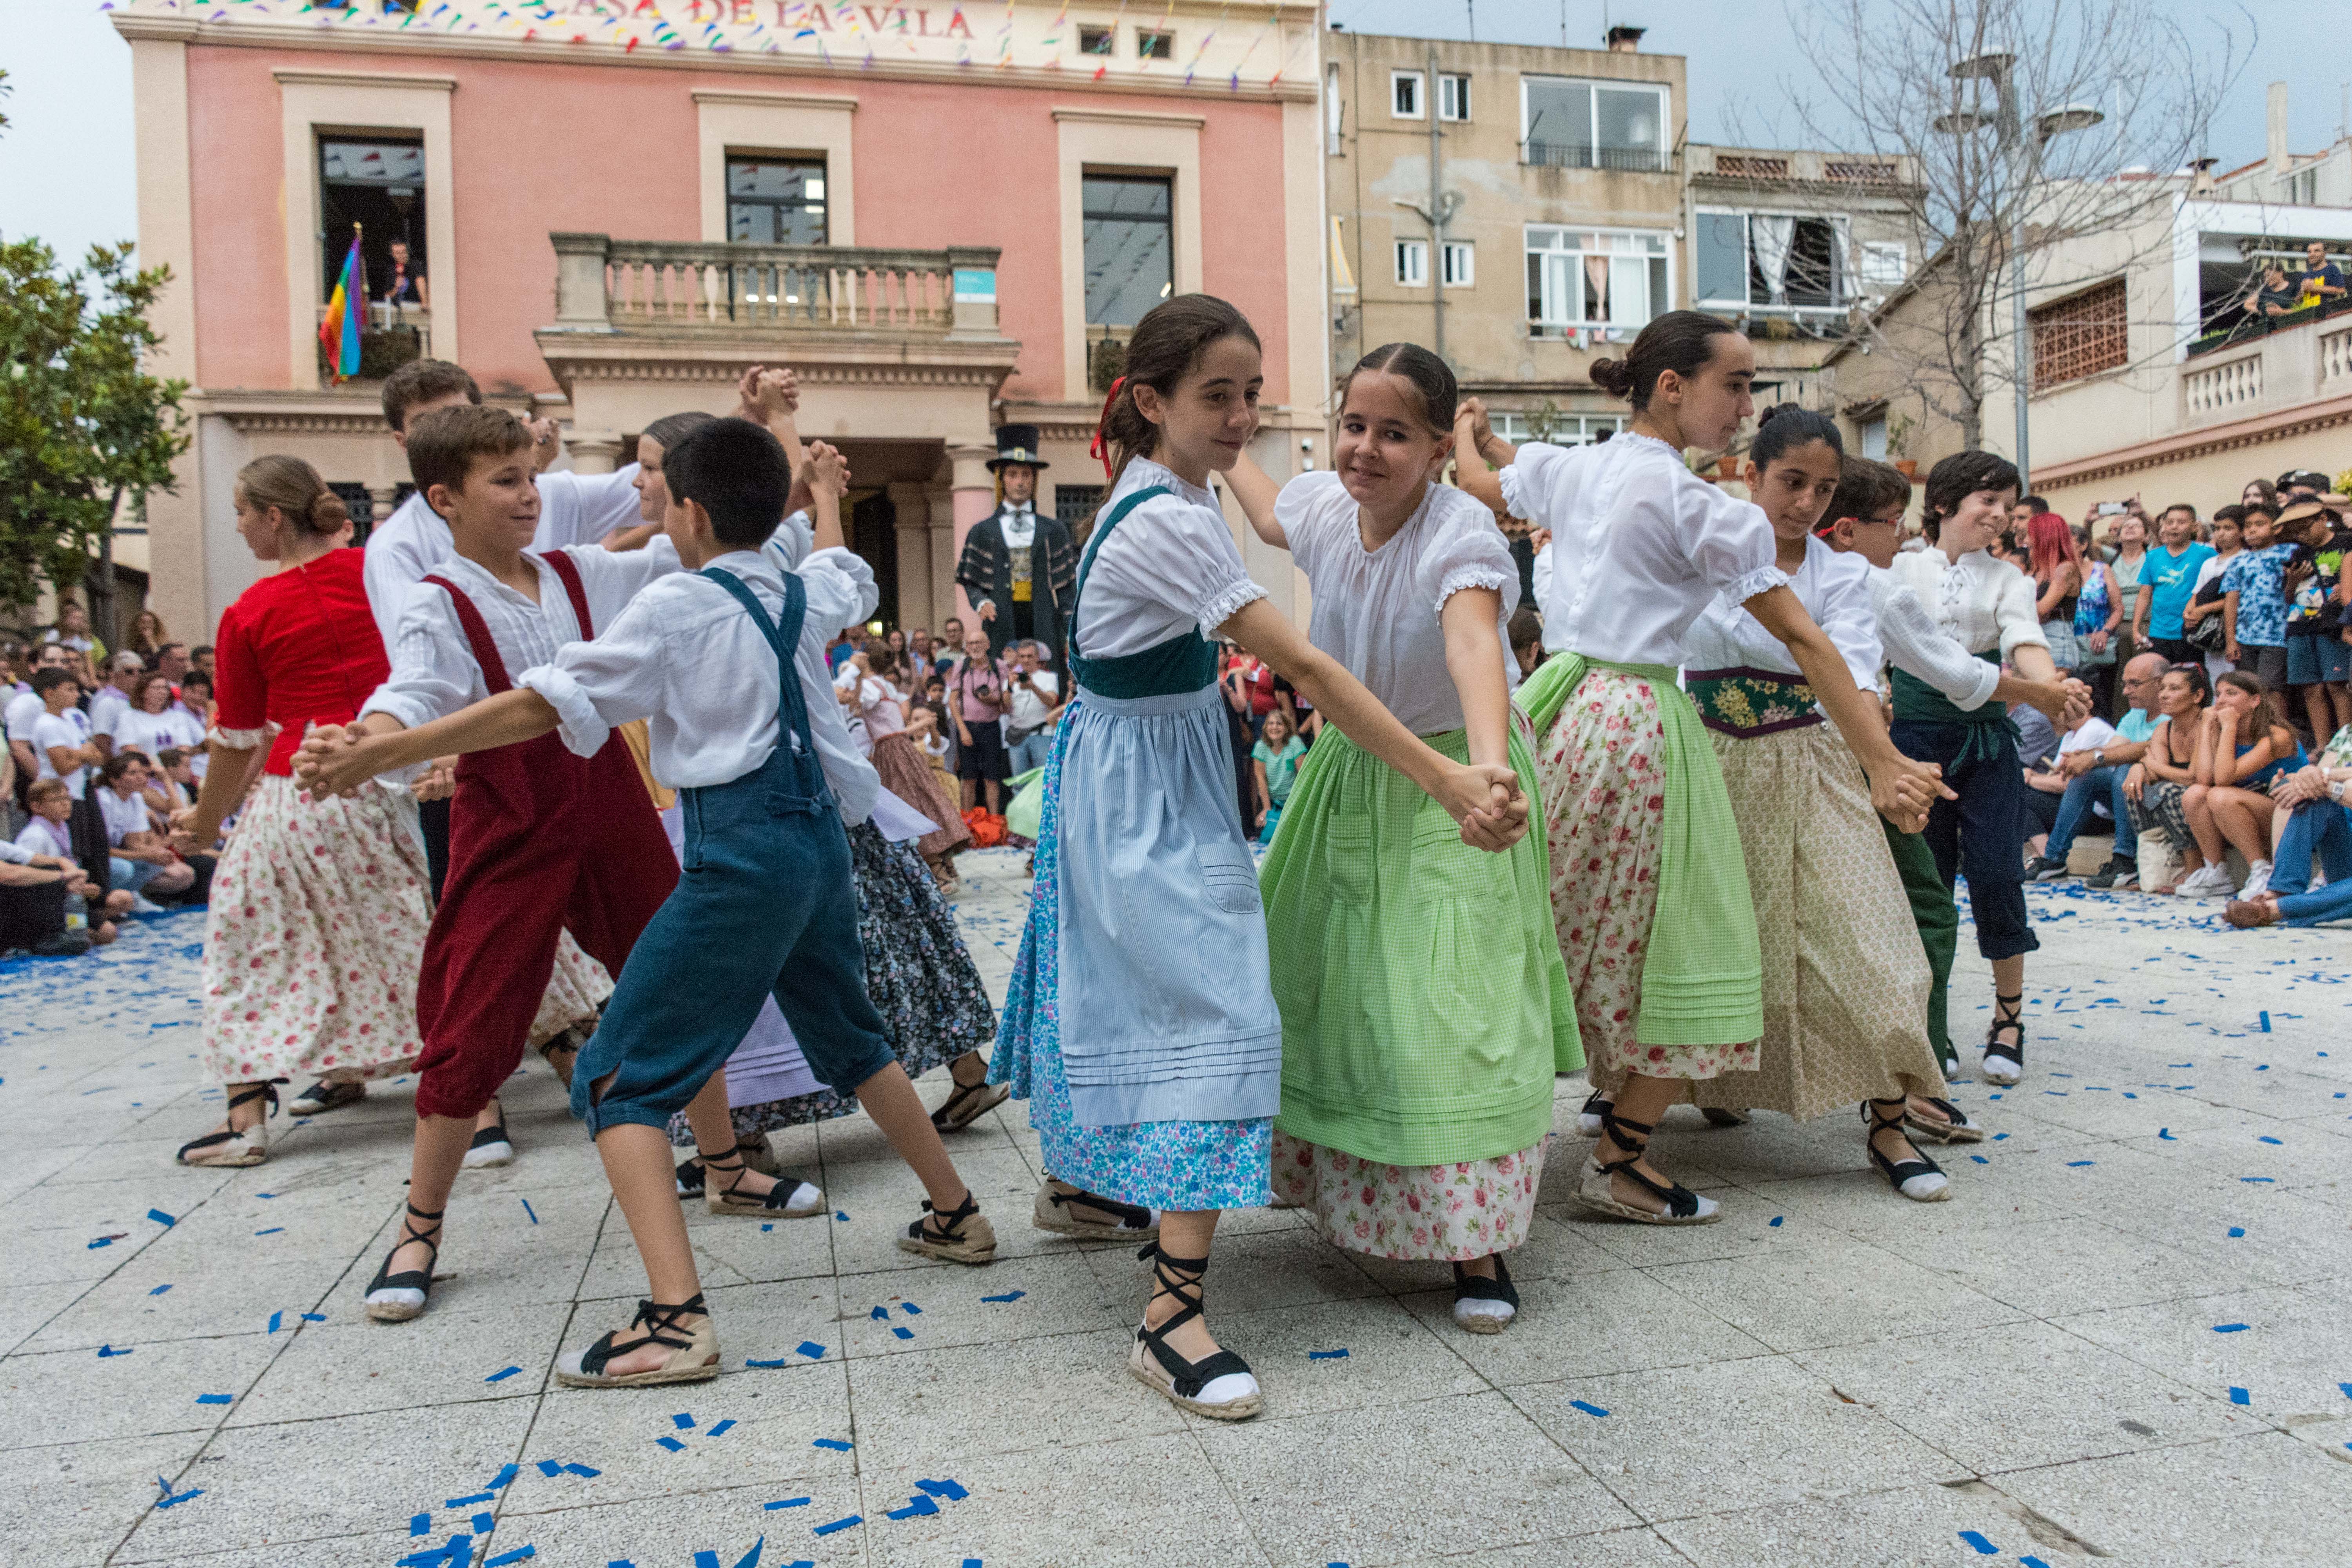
top-left (1935, 53), bottom-right (2103, 490)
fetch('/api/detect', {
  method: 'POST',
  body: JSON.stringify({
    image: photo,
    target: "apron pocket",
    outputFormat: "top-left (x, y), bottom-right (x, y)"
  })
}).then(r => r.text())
top-left (1195, 843), bottom-right (1263, 915)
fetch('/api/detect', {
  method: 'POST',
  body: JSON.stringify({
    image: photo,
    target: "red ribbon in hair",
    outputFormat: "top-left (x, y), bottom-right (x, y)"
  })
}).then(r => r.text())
top-left (1089, 376), bottom-right (1129, 478)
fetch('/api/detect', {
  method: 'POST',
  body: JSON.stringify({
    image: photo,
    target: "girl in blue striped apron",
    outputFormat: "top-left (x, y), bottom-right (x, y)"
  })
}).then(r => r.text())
top-left (990, 295), bottom-right (1526, 1420)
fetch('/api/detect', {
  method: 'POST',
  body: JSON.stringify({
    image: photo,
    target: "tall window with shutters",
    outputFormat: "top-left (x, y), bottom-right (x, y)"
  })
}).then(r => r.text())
top-left (2029, 278), bottom-right (2129, 390)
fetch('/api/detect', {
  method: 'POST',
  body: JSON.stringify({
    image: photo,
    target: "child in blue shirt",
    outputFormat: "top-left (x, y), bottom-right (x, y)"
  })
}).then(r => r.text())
top-left (2221, 506), bottom-right (2297, 690)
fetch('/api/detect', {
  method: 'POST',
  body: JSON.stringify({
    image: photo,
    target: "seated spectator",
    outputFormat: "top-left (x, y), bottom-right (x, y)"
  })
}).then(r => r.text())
top-left (2181, 670), bottom-right (2306, 898)
top-left (2127, 664), bottom-right (2214, 894)
top-left (2028, 651), bottom-right (2165, 884)
top-left (147, 748), bottom-right (217, 903)
top-left (2278, 495), bottom-right (2351, 750)
top-left (110, 670), bottom-right (205, 769)
top-left (124, 609), bottom-right (169, 662)
top-left (96, 752), bottom-right (194, 911)
top-left (28, 666), bottom-right (108, 888)
top-left (189, 644), bottom-right (215, 681)
top-left (87, 651), bottom-right (146, 756)
top-left (42, 599), bottom-right (105, 677)
top-left (10, 779), bottom-right (130, 944)
top-left (172, 668), bottom-right (215, 780)
top-left (1250, 708), bottom-right (1307, 846)
top-left (149, 641), bottom-right (192, 686)
top-left (2225, 719), bottom-right (2352, 926)
top-left (2021, 705), bottom-right (2120, 862)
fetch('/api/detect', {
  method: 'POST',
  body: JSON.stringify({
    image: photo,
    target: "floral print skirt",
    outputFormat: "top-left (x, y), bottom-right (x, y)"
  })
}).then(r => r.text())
top-left (1537, 668), bottom-right (1757, 1083)
top-left (672, 819), bottom-right (997, 1144)
top-left (1271, 1131), bottom-right (1544, 1262)
top-left (200, 776), bottom-right (432, 1086)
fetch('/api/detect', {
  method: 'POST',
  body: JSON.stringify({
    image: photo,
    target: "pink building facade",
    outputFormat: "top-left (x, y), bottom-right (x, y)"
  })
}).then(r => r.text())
top-left (113, 2), bottom-right (1327, 635)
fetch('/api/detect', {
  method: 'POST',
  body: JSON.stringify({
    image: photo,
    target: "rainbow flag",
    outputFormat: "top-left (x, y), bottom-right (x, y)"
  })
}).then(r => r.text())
top-left (319, 230), bottom-right (365, 383)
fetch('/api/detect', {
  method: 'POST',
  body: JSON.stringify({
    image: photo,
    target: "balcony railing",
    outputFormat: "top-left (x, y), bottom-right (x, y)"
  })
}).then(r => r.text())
top-left (549, 234), bottom-right (1002, 338)
top-left (2185, 292), bottom-right (2352, 359)
top-left (1520, 141), bottom-right (1677, 175)
top-left (2168, 312), bottom-right (2352, 430)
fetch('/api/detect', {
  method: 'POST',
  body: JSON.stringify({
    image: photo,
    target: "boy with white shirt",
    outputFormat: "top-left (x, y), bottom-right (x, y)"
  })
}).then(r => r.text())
top-left (300, 417), bottom-right (993, 1389)
top-left (303, 404), bottom-right (683, 1326)
top-left (5, 644), bottom-right (74, 788)
top-left (29, 668), bottom-right (109, 890)
top-left (86, 653), bottom-right (145, 760)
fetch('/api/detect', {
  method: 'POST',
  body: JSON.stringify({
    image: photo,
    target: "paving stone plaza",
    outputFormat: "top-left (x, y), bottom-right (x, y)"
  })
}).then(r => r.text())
top-left (5, 851), bottom-right (2349, 1567)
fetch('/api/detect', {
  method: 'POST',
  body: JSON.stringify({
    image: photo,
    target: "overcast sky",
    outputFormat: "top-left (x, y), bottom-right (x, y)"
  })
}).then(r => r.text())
top-left (5, 1), bottom-right (2350, 271)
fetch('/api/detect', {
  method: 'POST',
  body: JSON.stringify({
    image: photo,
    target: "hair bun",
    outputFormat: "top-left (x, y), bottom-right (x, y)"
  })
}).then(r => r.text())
top-left (1757, 401), bottom-right (1802, 428)
top-left (1588, 357), bottom-right (1636, 399)
top-left (307, 487), bottom-right (352, 536)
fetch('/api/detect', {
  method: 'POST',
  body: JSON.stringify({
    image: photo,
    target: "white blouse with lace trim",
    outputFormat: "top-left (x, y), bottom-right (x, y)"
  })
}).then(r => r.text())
top-left (1276, 470), bottom-right (1518, 735)
top-left (1069, 457), bottom-right (1267, 664)
top-left (1498, 433), bottom-right (1786, 667)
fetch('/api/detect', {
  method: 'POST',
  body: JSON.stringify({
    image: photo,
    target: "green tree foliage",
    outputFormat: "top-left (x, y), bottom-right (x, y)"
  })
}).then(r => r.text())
top-left (0, 237), bottom-right (191, 619)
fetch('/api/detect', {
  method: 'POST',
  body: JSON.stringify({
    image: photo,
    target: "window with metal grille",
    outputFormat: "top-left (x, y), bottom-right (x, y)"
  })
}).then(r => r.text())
top-left (2029, 278), bottom-right (2129, 389)
top-left (1713, 154), bottom-right (1789, 179)
top-left (1825, 160), bottom-right (1898, 184)
top-left (1055, 484), bottom-right (1104, 532)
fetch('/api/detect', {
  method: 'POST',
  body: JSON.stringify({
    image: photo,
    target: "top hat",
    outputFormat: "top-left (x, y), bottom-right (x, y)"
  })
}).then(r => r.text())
top-left (987, 424), bottom-right (1050, 471)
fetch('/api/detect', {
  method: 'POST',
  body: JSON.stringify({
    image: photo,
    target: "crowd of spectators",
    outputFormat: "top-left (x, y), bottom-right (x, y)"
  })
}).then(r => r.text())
top-left (2, 605), bottom-right (218, 957)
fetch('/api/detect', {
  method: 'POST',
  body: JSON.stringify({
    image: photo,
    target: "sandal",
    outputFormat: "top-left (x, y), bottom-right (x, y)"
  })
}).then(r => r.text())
top-left (1127, 1242), bottom-right (1261, 1420)
top-left (896, 1190), bottom-right (998, 1265)
top-left (555, 1294), bottom-right (719, 1388)
top-left (286, 1077), bottom-right (364, 1117)
top-left (1575, 1109), bottom-right (1720, 1225)
top-left (674, 1154), bottom-right (708, 1198)
top-left (177, 1083), bottom-right (278, 1167)
top-left (1864, 1099), bottom-right (1950, 1202)
top-left (929, 1065), bottom-right (1009, 1134)
top-left (1451, 1256), bottom-right (1519, 1335)
top-left (364, 1203), bottom-right (445, 1323)
top-left (1576, 1089), bottom-right (1612, 1138)
top-left (700, 1142), bottom-right (825, 1218)
top-left (1033, 1180), bottom-right (1160, 1241)
top-left (461, 1098), bottom-right (515, 1169)
top-left (537, 1024), bottom-right (588, 1090)
top-left (1982, 993), bottom-right (2025, 1086)
top-left (1903, 1095), bottom-right (1987, 1144)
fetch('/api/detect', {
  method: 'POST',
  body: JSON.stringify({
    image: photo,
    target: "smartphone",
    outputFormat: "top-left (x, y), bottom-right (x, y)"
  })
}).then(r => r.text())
top-left (2096, 501), bottom-right (2128, 516)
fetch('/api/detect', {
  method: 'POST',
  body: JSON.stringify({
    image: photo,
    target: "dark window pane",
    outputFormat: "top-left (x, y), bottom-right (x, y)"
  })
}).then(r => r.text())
top-left (1522, 79), bottom-right (1590, 158)
top-left (1595, 87), bottom-right (1661, 154)
top-left (1696, 213), bottom-right (1748, 303)
top-left (1083, 176), bottom-right (1173, 327)
top-left (726, 156), bottom-right (828, 247)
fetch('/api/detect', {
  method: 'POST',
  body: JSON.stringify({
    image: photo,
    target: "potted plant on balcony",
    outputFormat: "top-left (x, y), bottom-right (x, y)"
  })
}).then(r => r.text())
top-left (1886, 412), bottom-right (1918, 479)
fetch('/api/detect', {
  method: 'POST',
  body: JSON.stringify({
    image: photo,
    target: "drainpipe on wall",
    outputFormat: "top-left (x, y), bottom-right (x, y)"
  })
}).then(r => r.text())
top-left (1430, 42), bottom-right (1445, 362)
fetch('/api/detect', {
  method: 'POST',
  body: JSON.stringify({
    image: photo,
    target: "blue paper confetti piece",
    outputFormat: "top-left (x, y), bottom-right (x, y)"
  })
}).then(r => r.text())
top-left (655, 1436), bottom-right (686, 1453)
top-left (2259, 1011), bottom-right (2271, 1031)
top-left (812, 1437), bottom-right (853, 1452)
top-left (2067, 1160), bottom-right (2095, 1167)
top-left (155, 1484), bottom-right (205, 1509)
top-left (869, 1306), bottom-right (889, 1321)
top-left (411, 1514), bottom-right (430, 1536)
top-left (2229, 1387), bottom-right (2250, 1405)
top-left (981, 1291), bottom-right (1025, 1303)
top-left (1970, 1154), bottom-right (1990, 1165)
top-left (916, 1478), bottom-right (969, 1499)
top-left (886, 1494), bottom-right (940, 1519)
top-left (521, 1199), bottom-right (539, 1225)
top-left (2158, 1129), bottom-right (2176, 1140)
top-left (536, 1460), bottom-right (564, 1477)
top-left (485, 1550), bottom-right (537, 1567)
top-left (2021, 1558), bottom-right (2053, 1568)
top-left (98, 1344), bottom-right (133, 1357)
top-left (1570, 1399), bottom-right (1610, 1417)
top-left (746, 1358), bottom-right (790, 1368)
top-left (267, 1311), bottom-right (283, 1333)
top-left (795, 1341), bottom-right (828, 1359)
top-left (254, 1227), bottom-right (283, 1236)
top-left (563, 1463), bottom-right (601, 1478)
top-left (2242, 1176), bottom-right (2276, 1183)
top-left (147, 1208), bottom-right (176, 1226)
top-left (2229, 1227), bottom-right (2246, 1238)
top-left (672, 1412), bottom-right (695, 1429)
top-left (2212, 1323), bottom-right (2250, 1334)
top-left (893, 1325), bottom-right (914, 1340)
top-left (491, 1464), bottom-right (519, 1489)
top-left (2259, 1136), bottom-right (2283, 1145)
top-left (1308, 1348), bottom-right (1349, 1359)
top-left (398, 1536), bottom-right (472, 1568)
top-left (485, 1365), bottom-right (522, 1383)
top-left (835, 1211), bottom-right (849, 1221)
top-left (195, 1394), bottom-right (230, 1405)
top-left (1768, 1216), bottom-right (1784, 1227)
top-left (900, 1302), bottom-right (922, 1315)
top-left (302, 1312), bottom-right (326, 1322)
top-left (811, 1515), bottom-right (860, 1536)
top-left (708, 1419), bottom-right (735, 1438)
top-left (472, 1512), bottom-right (495, 1533)
top-left (764, 1497), bottom-right (812, 1511)
top-left (446, 1491), bottom-right (496, 1506)
top-left (148, 1284), bottom-right (171, 1296)
top-left (1958, 1530), bottom-right (1998, 1554)
top-left (88, 1237), bottom-right (116, 1249)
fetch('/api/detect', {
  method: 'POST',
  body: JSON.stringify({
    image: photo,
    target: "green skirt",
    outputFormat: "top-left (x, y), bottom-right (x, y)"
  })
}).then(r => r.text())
top-left (1261, 723), bottom-right (1581, 1168)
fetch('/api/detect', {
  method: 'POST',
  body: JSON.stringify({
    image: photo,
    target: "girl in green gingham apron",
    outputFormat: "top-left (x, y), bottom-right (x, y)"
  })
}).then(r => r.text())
top-left (1232, 344), bottom-right (1578, 1336)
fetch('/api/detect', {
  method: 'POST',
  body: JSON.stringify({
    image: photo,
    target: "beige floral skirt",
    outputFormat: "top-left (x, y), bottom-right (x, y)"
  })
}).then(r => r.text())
top-left (1587, 725), bottom-right (1945, 1119)
top-left (1538, 668), bottom-right (1757, 1083)
top-left (1271, 1130), bottom-right (1544, 1262)
top-left (201, 776), bottom-right (610, 1087)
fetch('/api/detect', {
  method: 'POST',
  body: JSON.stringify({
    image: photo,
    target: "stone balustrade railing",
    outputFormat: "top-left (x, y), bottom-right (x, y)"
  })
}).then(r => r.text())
top-left (549, 234), bottom-right (1002, 337)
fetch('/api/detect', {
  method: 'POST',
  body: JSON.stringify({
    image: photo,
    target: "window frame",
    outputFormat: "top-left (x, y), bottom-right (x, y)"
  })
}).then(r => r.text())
top-left (1491, 410), bottom-right (1626, 446)
top-left (1518, 75), bottom-right (1671, 172)
top-left (1136, 28), bottom-right (1174, 61)
top-left (1326, 63), bottom-right (1344, 155)
top-left (1078, 25), bottom-right (1114, 58)
top-left (1081, 171), bottom-right (1176, 328)
top-left (1441, 240), bottom-right (1475, 288)
top-left (1692, 207), bottom-right (1855, 314)
top-left (1391, 70), bottom-right (1426, 121)
top-left (1438, 73), bottom-right (1471, 122)
top-left (724, 152), bottom-right (831, 247)
top-left (1523, 224), bottom-right (1675, 336)
top-left (1395, 238), bottom-right (1430, 288)
top-left (2029, 276), bottom-right (2130, 391)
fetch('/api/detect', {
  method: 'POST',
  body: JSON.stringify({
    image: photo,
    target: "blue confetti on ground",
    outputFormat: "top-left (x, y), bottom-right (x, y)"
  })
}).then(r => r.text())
top-left (795, 1341), bottom-right (828, 1359)
top-left (812, 1438), bottom-right (853, 1452)
top-left (892, 1326), bottom-right (914, 1340)
top-left (981, 1291), bottom-right (1025, 1303)
top-left (147, 1208), bottom-right (176, 1226)
top-left (445, 1491), bottom-right (495, 1507)
top-left (655, 1437), bottom-right (686, 1453)
top-left (672, 1412), bottom-right (695, 1429)
top-left (708, 1419), bottom-right (735, 1438)
top-left (916, 1479), bottom-right (969, 1499)
top-left (2229, 1227), bottom-right (2246, 1237)
top-left (1308, 1348), bottom-right (1348, 1359)
top-left (195, 1394), bottom-right (230, 1405)
top-left (2213, 1323), bottom-right (2250, 1333)
top-left (811, 1515), bottom-right (860, 1536)
top-left (1958, 1530), bottom-right (1998, 1554)
top-left (485, 1366), bottom-right (521, 1383)
top-left (886, 1495), bottom-right (940, 1519)
top-left (484, 1549), bottom-right (536, 1567)
top-left (411, 1514), bottom-right (430, 1536)
top-left (1569, 1399), bottom-right (1610, 1417)
top-left (521, 1199), bottom-right (538, 1225)
top-left (764, 1498), bottom-right (811, 1511)
top-left (1768, 1216), bottom-right (1783, 1227)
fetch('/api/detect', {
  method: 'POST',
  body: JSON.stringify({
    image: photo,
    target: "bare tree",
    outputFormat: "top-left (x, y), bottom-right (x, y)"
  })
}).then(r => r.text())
top-left (1775, 0), bottom-right (2247, 451)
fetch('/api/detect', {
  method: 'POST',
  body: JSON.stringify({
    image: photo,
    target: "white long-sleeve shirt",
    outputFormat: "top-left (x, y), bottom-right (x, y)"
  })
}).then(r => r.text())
top-left (1680, 534), bottom-right (1883, 694)
top-left (1499, 433), bottom-right (1786, 665)
top-left (1867, 567), bottom-right (2003, 710)
top-left (1888, 544), bottom-right (2047, 661)
top-left (521, 548), bottom-right (883, 824)
top-left (361, 539), bottom-right (681, 733)
top-left (361, 467), bottom-right (645, 655)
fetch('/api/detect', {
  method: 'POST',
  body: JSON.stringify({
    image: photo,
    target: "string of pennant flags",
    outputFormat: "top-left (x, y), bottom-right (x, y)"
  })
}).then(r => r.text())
top-left (102, 0), bottom-right (1309, 89)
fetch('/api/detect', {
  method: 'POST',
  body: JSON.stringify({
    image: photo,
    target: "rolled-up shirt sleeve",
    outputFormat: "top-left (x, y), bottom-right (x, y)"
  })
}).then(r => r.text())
top-left (806, 546), bottom-right (880, 631)
top-left (1873, 576), bottom-right (2002, 710)
top-left (361, 584), bottom-right (483, 734)
top-left (797, 557), bottom-right (881, 826)
top-left (1995, 566), bottom-right (2050, 657)
top-left (518, 592), bottom-right (669, 761)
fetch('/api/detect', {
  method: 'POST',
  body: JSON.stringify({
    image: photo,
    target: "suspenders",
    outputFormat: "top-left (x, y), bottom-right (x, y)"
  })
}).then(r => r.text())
top-left (419, 549), bottom-right (599, 695)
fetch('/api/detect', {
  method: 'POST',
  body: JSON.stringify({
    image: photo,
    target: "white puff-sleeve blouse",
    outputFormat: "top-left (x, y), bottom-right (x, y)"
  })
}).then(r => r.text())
top-left (1680, 534), bottom-right (1883, 694)
top-left (1499, 433), bottom-right (1786, 666)
top-left (1276, 471), bottom-right (1517, 734)
top-left (1888, 546), bottom-right (2048, 660)
top-left (1069, 457), bottom-right (1267, 662)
